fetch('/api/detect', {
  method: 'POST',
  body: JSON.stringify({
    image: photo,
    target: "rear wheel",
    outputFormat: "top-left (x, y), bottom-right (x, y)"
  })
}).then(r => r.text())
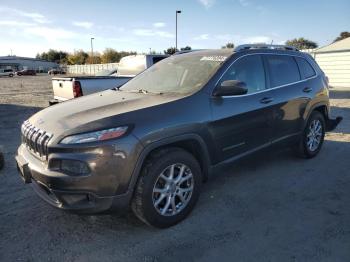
top-left (132, 148), bottom-right (202, 228)
top-left (9, 74), bottom-right (13, 77)
top-left (296, 111), bottom-right (325, 158)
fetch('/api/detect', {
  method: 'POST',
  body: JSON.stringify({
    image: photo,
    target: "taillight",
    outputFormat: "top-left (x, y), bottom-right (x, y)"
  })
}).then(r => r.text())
top-left (73, 81), bottom-right (83, 98)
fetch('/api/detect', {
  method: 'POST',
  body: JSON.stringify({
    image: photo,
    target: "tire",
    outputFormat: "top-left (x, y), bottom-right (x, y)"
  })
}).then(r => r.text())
top-left (131, 148), bottom-right (202, 228)
top-left (9, 74), bottom-right (13, 77)
top-left (296, 111), bottom-right (326, 158)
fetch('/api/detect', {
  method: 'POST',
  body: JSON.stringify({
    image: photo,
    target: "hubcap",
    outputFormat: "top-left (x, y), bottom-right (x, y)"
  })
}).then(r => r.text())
top-left (152, 163), bottom-right (194, 216)
top-left (307, 119), bottom-right (323, 152)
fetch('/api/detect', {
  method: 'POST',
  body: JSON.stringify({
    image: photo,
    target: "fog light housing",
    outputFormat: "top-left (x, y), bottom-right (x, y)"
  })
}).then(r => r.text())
top-left (50, 159), bottom-right (90, 176)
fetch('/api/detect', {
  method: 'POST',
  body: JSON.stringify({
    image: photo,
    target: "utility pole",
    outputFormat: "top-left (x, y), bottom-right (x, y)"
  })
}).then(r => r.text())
top-left (90, 37), bottom-right (95, 64)
top-left (175, 10), bottom-right (181, 51)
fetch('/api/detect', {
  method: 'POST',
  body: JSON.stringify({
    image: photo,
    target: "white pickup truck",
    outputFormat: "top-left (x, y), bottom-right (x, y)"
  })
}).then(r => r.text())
top-left (50, 54), bottom-right (168, 105)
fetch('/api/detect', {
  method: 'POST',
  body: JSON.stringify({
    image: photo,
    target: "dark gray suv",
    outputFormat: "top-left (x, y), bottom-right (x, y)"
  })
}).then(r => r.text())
top-left (15, 45), bottom-right (341, 228)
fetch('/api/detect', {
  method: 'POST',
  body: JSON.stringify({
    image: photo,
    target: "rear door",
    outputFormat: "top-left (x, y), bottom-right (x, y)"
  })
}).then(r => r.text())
top-left (209, 54), bottom-right (274, 162)
top-left (263, 54), bottom-right (312, 143)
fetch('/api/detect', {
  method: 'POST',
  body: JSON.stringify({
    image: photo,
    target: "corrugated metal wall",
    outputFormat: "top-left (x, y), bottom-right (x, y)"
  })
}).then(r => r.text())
top-left (314, 52), bottom-right (350, 88)
top-left (66, 63), bottom-right (119, 75)
top-left (303, 49), bottom-right (350, 88)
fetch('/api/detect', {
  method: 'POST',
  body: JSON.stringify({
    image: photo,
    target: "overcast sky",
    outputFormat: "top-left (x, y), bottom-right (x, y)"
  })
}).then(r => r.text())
top-left (0, 0), bottom-right (349, 57)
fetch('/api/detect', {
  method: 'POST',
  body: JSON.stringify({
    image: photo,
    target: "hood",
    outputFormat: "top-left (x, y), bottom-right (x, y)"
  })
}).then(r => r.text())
top-left (28, 90), bottom-right (180, 141)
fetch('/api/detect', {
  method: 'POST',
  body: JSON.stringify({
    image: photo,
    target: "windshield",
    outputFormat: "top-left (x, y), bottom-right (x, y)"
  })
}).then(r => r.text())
top-left (120, 53), bottom-right (228, 95)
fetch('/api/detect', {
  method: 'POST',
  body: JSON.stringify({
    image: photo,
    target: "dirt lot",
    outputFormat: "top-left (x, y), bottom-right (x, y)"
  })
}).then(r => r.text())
top-left (0, 75), bottom-right (349, 262)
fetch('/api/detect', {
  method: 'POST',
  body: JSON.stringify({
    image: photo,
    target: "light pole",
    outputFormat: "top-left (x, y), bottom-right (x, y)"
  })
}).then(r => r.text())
top-left (176, 10), bottom-right (181, 51)
top-left (90, 37), bottom-right (94, 64)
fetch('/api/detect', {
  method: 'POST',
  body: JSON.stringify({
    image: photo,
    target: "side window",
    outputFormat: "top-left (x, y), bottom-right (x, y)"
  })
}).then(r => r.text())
top-left (221, 55), bottom-right (266, 94)
top-left (152, 57), bottom-right (165, 64)
top-left (265, 55), bottom-right (300, 87)
top-left (295, 57), bottom-right (316, 79)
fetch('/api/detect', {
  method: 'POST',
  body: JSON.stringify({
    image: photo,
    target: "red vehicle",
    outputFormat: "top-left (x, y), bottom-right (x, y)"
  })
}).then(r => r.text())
top-left (16, 69), bottom-right (36, 76)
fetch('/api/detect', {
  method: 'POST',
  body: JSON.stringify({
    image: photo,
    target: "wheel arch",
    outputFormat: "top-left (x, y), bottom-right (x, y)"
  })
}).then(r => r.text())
top-left (303, 102), bottom-right (329, 129)
top-left (127, 134), bottom-right (211, 195)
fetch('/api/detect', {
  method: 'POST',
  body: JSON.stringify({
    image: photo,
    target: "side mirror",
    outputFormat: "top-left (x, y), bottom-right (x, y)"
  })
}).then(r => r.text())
top-left (213, 80), bottom-right (248, 97)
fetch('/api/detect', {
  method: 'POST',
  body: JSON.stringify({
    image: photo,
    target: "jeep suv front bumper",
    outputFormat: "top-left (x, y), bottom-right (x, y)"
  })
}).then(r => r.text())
top-left (15, 135), bottom-right (143, 213)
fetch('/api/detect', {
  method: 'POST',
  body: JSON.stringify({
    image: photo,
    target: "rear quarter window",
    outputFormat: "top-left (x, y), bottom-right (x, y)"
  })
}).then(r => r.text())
top-left (295, 57), bottom-right (316, 79)
top-left (265, 55), bottom-right (300, 87)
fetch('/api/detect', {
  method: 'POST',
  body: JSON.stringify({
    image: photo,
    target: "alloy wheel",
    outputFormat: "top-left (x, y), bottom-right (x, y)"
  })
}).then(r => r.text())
top-left (152, 163), bottom-right (194, 216)
top-left (307, 119), bottom-right (323, 152)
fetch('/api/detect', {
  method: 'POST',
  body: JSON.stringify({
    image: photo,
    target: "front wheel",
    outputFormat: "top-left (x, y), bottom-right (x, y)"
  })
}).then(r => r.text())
top-left (132, 148), bottom-right (202, 228)
top-left (9, 74), bottom-right (13, 77)
top-left (296, 111), bottom-right (326, 158)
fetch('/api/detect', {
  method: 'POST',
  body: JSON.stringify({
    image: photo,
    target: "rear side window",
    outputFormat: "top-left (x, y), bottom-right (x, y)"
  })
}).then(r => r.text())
top-left (265, 55), bottom-right (300, 87)
top-left (221, 55), bottom-right (266, 94)
top-left (295, 57), bottom-right (316, 79)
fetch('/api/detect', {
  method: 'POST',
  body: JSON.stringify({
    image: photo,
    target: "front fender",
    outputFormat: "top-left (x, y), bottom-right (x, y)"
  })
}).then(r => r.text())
top-left (126, 133), bottom-right (211, 196)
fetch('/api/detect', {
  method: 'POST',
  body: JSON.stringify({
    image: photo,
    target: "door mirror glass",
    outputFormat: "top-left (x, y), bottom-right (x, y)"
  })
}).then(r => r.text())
top-left (213, 80), bottom-right (248, 97)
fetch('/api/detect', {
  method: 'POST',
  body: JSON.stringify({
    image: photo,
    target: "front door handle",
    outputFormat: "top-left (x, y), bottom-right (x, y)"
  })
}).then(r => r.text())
top-left (260, 97), bottom-right (274, 104)
top-left (303, 87), bottom-right (313, 93)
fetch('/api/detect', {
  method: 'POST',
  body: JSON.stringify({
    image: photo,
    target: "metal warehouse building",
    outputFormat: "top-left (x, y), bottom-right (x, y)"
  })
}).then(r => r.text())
top-left (0, 56), bottom-right (58, 72)
top-left (310, 37), bottom-right (350, 88)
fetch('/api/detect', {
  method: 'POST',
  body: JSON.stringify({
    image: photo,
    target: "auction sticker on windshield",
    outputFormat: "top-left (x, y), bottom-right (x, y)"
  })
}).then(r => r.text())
top-left (200, 56), bottom-right (227, 62)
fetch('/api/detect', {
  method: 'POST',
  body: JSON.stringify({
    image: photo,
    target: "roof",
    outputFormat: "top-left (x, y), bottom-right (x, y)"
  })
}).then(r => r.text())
top-left (177, 49), bottom-right (233, 56)
top-left (315, 37), bottom-right (350, 53)
top-left (0, 56), bottom-right (56, 63)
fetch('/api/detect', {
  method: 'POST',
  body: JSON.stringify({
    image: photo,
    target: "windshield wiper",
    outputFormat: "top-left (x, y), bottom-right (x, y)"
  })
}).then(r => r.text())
top-left (128, 89), bottom-right (163, 95)
top-left (138, 89), bottom-right (149, 94)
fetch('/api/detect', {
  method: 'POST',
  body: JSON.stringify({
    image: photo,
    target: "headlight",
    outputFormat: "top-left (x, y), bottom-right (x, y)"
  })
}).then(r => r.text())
top-left (60, 126), bottom-right (128, 144)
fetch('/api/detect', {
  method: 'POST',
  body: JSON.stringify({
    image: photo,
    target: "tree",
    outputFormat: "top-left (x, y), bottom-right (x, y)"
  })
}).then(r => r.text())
top-left (67, 50), bottom-right (89, 65)
top-left (101, 48), bottom-right (137, 63)
top-left (180, 46), bottom-right (192, 51)
top-left (101, 48), bottom-right (120, 63)
top-left (164, 47), bottom-right (177, 55)
top-left (221, 42), bottom-right (234, 49)
top-left (285, 38), bottom-right (318, 50)
top-left (36, 49), bottom-right (68, 64)
top-left (333, 32), bottom-right (350, 42)
top-left (86, 53), bottom-right (102, 64)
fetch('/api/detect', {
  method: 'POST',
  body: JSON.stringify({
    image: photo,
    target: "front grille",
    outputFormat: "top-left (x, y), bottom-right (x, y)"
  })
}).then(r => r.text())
top-left (21, 120), bottom-right (53, 160)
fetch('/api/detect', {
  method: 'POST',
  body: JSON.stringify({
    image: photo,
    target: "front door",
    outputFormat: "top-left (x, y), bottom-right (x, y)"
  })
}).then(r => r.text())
top-left (209, 54), bottom-right (274, 162)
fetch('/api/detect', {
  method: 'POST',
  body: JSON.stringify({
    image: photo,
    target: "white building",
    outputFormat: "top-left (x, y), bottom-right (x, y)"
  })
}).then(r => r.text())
top-left (308, 38), bottom-right (350, 88)
top-left (0, 56), bottom-right (59, 72)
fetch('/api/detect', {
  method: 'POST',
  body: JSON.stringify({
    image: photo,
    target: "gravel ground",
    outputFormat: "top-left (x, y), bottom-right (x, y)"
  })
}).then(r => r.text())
top-left (0, 75), bottom-right (349, 262)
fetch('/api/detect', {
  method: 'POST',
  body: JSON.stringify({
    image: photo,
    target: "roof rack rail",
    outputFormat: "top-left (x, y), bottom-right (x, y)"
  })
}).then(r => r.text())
top-left (234, 44), bottom-right (299, 52)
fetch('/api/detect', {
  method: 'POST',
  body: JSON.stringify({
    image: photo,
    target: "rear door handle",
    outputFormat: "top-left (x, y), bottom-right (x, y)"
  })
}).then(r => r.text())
top-left (303, 87), bottom-right (313, 93)
top-left (260, 97), bottom-right (274, 104)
